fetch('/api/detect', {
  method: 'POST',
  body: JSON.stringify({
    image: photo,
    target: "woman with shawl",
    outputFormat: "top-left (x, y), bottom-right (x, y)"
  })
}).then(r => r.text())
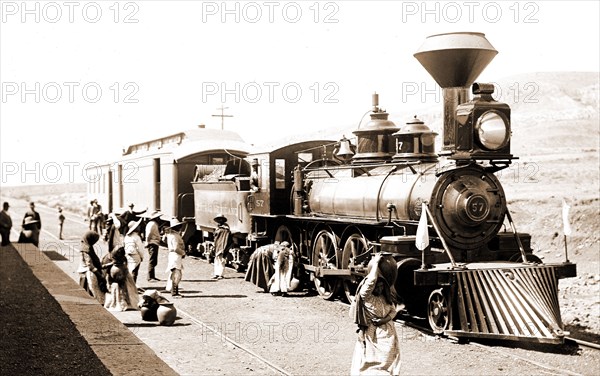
top-left (245, 242), bottom-right (277, 292)
top-left (268, 241), bottom-right (295, 296)
top-left (350, 253), bottom-right (401, 375)
top-left (103, 246), bottom-right (140, 311)
top-left (77, 230), bottom-right (107, 304)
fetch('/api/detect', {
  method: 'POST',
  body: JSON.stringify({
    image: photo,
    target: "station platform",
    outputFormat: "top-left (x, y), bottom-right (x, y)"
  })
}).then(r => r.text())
top-left (0, 242), bottom-right (177, 376)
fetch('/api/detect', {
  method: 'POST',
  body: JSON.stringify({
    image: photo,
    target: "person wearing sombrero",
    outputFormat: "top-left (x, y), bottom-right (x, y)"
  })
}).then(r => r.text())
top-left (164, 218), bottom-right (185, 297)
top-left (124, 218), bottom-right (145, 284)
top-left (350, 253), bottom-right (401, 375)
top-left (18, 216), bottom-right (41, 247)
top-left (144, 210), bottom-right (163, 282)
top-left (212, 214), bottom-right (232, 280)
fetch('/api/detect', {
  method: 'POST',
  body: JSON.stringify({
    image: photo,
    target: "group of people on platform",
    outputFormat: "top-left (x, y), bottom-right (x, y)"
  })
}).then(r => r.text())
top-left (2, 198), bottom-right (402, 374)
top-left (78, 203), bottom-right (224, 309)
top-left (78, 203), bottom-right (180, 312)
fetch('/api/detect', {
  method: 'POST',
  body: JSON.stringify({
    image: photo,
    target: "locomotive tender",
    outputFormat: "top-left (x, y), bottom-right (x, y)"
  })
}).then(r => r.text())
top-left (89, 32), bottom-right (576, 343)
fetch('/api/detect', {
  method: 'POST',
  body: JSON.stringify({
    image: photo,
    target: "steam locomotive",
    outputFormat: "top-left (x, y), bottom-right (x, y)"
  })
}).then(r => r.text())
top-left (88, 32), bottom-right (576, 343)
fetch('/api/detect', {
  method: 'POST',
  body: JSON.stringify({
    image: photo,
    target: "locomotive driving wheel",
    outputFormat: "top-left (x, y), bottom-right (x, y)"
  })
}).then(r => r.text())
top-left (312, 229), bottom-right (340, 300)
top-left (341, 233), bottom-right (369, 303)
top-left (274, 225), bottom-right (298, 254)
top-left (427, 288), bottom-right (452, 334)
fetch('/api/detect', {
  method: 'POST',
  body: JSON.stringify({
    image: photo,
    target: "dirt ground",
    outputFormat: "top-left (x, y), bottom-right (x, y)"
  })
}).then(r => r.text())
top-left (2, 197), bottom-right (599, 376)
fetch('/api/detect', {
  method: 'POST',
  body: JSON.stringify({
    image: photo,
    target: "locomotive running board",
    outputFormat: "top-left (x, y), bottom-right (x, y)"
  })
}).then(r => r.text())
top-left (304, 265), bottom-right (351, 277)
top-left (445, 266), bottom-right (567, 344)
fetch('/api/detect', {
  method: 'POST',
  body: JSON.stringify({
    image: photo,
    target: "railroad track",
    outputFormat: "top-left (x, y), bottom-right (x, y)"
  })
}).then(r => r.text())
top-left (565, 336), bottom-right (600, 350)
top-left (393, 315), bottom-right (600, 376)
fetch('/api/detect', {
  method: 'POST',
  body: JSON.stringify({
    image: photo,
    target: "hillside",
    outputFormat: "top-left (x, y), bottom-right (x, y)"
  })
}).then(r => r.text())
top-left (0, 183), bottom-right (88, 216)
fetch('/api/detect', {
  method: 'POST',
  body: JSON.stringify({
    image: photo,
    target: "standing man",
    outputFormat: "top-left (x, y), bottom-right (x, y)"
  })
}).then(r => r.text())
top-left (89, 200), bottom-right (101, 234)
top-left (144, 210), bottom-right (162, 282)
top-left (87, 200), bottom-right (95, 230)
top-left (58, 207), bottom-right (65, 240)
top-left (212, 214), bottom-right (232, 280)
top-left (0, 202), bottom-right (12, 246)
top-left (119, 203), bottom-right (147, 234)
top-left (23, 202), bottom-right (42, 231)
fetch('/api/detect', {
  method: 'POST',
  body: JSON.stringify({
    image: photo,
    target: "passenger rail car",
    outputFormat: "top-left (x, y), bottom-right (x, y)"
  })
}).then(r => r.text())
top-left (86, 126), bottom-right (251, 238)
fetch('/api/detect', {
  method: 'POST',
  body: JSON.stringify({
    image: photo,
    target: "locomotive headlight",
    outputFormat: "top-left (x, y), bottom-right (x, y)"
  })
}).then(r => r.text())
top-left (475, 111), bottom-right (510, 150)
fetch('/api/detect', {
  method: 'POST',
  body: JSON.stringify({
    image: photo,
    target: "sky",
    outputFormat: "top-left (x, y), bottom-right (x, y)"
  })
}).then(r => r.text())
top-left (1, 0), bottom-right (599, 186)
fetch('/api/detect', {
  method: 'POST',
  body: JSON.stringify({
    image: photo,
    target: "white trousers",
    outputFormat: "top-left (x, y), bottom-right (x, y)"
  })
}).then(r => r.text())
top-left (214, 254), bottom-right (225, 277)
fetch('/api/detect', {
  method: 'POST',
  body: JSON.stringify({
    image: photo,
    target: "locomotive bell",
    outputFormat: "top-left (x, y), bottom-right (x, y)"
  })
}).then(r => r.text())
top-left (392, 116), bottom-right (439, 162)
top-left (335, 136), bottom-right (354, 161)
top-left (352, 93), bottom-right (399, 164)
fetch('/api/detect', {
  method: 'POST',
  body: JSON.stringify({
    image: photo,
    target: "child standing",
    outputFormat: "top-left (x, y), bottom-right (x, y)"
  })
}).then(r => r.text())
top-left (165, 218), bottom-right (185, 297)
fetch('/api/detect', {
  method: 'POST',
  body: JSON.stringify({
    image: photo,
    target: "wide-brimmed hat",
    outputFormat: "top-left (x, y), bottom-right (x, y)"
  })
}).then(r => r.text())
top-left (126, 218), bottom-right (143, 235)
top-left (213, 213), bottom-right (227, 223)
top-left (144, 210), bottom-right (162, 221)
top-left (128, 202), bottom-right (135, 208)
top-left (169, 218), bottom-right (184, 229)
top-left (23, 217), bottom-right (39, 226)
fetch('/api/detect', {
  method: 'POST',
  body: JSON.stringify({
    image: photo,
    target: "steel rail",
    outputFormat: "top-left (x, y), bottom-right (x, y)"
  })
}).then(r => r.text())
top-left (176, 307), bottom-right (293, 376)
top-left (137, 285), bottom-right (293, 376)
top-left (565, 336), bottom-right (600, 350)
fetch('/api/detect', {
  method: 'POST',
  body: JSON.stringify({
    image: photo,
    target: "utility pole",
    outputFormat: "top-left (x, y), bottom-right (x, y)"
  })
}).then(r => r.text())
top-left (212, 105), bottom-right (233, 130)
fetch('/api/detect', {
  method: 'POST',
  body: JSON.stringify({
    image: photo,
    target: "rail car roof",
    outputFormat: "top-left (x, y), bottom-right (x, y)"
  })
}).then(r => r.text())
top-left (249, 138), bottom-right (336, 155)
top-left (121, 127), bottom-right (252, 161)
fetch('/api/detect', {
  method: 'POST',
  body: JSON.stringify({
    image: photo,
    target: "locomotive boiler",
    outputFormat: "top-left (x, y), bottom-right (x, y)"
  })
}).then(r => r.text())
top-left (275, 32), bottom-right (576, 343)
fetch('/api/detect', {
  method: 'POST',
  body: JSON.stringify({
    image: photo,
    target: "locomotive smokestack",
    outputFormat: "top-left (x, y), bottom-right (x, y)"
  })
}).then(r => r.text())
top-left (414, 32), bottom-right (498, 151)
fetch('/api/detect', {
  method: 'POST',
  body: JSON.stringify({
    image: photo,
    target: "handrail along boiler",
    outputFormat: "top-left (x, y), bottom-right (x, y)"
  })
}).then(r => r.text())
top-left (263, 32), bottom-right (576, 343)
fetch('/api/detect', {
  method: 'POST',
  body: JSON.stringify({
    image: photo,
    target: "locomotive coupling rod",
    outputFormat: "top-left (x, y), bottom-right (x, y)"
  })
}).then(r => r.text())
top-left (505, 208), bottom-right (529, 263)
top-left (423, 204), bottom-right (459, 268)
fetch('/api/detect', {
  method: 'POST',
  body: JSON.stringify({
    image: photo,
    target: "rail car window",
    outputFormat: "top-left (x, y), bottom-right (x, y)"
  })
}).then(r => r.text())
top-left (275, 159), bottom-right (285, 189)
top-left (298, 153), bottom-right (313, 164)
